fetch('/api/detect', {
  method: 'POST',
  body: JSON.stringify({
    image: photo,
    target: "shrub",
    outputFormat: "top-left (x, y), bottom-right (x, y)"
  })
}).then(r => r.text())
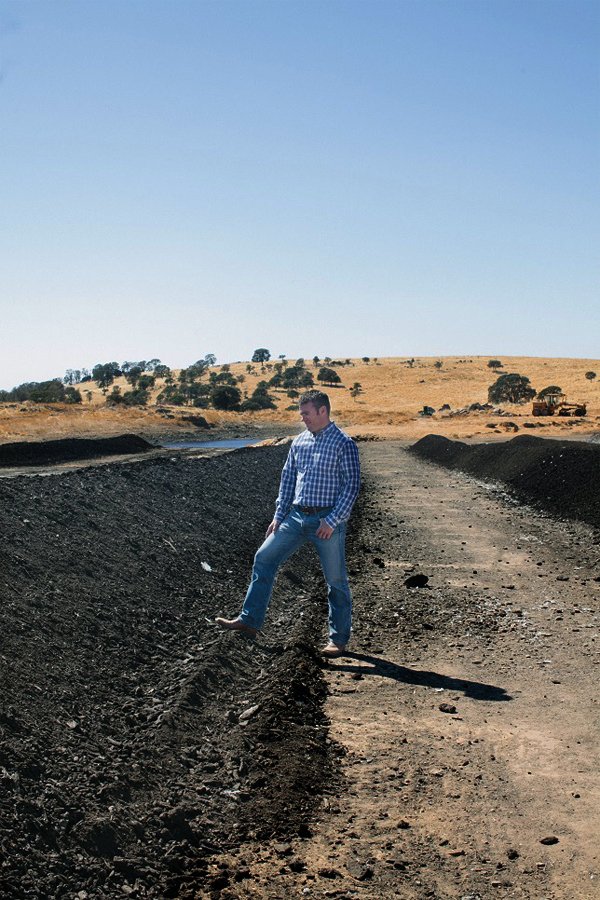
top-left (9, 379), bottom-right (67, 403)
top-left (156, 387), bottom-right (187, 406)
top-left (122, 388), bottom-right (150, 406)
top-left (211, 384), bottom-right (242, 410)
top-left (239, 399), bottom-right (263, 411)
top-left (64, 387), bottom-right (82, 404)
top-left (108, 386), bottom-right (149, 406)
top-left (240, 381), bottom-right (277, 411)
top-left (585, 371), bottom-right (596, 381)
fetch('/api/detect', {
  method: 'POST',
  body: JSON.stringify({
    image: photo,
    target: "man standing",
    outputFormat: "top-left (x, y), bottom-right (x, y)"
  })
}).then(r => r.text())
top-left (216, 389), bottom-right (360, 657)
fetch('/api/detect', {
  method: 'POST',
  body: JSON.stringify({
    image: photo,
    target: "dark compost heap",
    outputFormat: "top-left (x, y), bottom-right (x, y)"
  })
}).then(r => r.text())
top-left (0, 446), bottom-right (336, 898)
top-left (409, 434), bottom-right (600, 530)
top-left (0, 435), bottom-right (154, 468)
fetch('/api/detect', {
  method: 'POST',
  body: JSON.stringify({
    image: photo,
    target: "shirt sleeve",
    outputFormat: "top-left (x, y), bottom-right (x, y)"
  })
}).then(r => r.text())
top-left (324, 439), bottom-right (360, 529)
top-left (274, 446), bottom-right (297, 523)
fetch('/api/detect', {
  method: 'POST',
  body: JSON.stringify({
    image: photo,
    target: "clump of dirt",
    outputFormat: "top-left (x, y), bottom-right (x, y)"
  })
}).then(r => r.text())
top-left (410, 433), bottom-right (600, 529)
top-left (0, 434), bottom-right (154, 467)
top-left (0, 445), bottom-right (336, 898)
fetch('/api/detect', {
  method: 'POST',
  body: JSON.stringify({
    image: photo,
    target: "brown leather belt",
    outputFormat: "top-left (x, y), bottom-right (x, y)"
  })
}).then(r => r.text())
top-left (295, 505), bottom-right (329, 515)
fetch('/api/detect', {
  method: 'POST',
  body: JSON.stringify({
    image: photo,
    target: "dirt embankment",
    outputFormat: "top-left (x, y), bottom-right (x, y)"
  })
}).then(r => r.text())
top-left (0, 434), bottom-right (154, 468)
top-left (410, 433), bottom-right (600, 530)
top-left (0, 446), bottom-right (338, 898)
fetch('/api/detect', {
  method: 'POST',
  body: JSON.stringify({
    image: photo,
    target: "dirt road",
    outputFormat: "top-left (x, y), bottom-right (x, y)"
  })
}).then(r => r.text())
top-left (1, 441), bottom-right (598, 899)
top-left (212, 442), bottom-right (600, 899)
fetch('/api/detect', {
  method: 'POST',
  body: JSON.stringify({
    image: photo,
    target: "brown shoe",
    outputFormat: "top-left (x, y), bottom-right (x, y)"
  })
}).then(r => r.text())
top-left (321, 641), bottom-right (347, 658)
top-left (215, 617), bottom-right (258, 638)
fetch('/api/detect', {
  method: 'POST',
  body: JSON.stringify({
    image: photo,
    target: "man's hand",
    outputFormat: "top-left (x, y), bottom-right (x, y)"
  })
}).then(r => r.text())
top-left (265, 519), bottom-right (280, 537)
top-left (316, 519), bottom-right (334, 540)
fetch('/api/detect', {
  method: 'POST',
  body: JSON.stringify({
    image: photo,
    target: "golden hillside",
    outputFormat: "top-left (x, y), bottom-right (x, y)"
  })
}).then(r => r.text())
top-left (1, 356), bottom-right (598, 443)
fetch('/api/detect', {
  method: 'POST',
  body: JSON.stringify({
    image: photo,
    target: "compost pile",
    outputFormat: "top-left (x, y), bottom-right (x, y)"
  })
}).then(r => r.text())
top-left (0, 446), bottom-right (336, 898)
top-left (0, 435), bottom-right (154, 468)
top-left (409, 433), bottom-right (600, 530)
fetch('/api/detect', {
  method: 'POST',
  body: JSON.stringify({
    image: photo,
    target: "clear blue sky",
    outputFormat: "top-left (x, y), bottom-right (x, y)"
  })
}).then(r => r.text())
top-left (1, 0), bottom-right (598, 389)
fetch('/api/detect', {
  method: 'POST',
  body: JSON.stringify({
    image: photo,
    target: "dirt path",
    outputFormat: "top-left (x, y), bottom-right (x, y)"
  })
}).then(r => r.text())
top-left (214, 442), bottom-right (599, 899)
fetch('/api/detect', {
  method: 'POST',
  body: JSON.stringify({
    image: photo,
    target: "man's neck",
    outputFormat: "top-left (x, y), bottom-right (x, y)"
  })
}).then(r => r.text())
top-left (310, 419), bottom-right (332, 436)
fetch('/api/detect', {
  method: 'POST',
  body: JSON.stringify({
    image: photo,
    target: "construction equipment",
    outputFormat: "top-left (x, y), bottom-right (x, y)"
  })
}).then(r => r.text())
top-left (532, 392), bottom-right (587, 417)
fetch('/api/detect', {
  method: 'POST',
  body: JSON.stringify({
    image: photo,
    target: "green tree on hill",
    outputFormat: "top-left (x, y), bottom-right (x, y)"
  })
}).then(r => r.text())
top-left (240, 381), bottom-right (277, 411)
top-left (350, 382), bottom-right (362, 401)
top-left (488, 373), bottom-right (536, 404)
top-left (15, 379), bottom-right (66, 402)
top-left (318, 367), bottom-right (341, 386)
top-left (92, 362), bottom-right (121, 389)
top-left (211, 384), bottom-right (242, 410)
top-left (64, 387), bottom-right (82, 404)
top-left (282, 366), bottom-right (314, 390)
top-left (252, 348), bottom-right (271, 363)
top-left (125, 366), bottom-right (144, 386)
top-left (107, 385), bottom-right (150, 406)
top-left (537, 385), bottom-right (562, 399)
top-left (63, 369), bottom-right (82, 385)
top-left (209, 371), bottom-right (237, 386)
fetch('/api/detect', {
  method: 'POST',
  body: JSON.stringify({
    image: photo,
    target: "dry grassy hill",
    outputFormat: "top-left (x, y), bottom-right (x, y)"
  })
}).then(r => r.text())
top-left (1, 356), bottom-right (598, 444)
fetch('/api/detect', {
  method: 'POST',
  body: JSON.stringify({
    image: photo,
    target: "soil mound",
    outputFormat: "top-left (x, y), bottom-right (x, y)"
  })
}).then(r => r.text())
top-left (410, 433), bottom-right (600, 529)
top-left (0, 434), bottom-right (154, 467)
top-left (0, 445), bottom-right (338, 897)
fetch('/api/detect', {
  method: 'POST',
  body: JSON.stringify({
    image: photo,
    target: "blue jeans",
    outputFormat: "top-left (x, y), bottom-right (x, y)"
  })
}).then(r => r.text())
top-left (239, 506), bottom-right (352, 646)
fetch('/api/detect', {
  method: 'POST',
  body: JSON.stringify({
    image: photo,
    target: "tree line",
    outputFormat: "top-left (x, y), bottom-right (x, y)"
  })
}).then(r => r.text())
top-left (0, 349), bottom-right (357, 411)
top-left (7, 352), bottom-right (588, 411)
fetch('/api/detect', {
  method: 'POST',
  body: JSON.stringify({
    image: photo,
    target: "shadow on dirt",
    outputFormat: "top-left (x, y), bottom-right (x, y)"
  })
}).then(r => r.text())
top-left (328, 653), bottom-right (513, 702)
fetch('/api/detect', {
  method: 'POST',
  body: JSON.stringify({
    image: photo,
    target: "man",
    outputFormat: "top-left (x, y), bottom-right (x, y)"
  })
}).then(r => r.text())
top-left (216, 389), bottom-right (360, 657)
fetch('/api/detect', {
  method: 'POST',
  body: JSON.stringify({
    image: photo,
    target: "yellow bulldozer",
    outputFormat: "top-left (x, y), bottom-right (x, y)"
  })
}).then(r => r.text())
top-left (532, 391), bottom-right (587, 417)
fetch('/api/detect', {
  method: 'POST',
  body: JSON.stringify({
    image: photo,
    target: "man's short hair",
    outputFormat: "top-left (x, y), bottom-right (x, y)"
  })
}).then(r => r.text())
top-left (299, 389), bottom-right (330, 415)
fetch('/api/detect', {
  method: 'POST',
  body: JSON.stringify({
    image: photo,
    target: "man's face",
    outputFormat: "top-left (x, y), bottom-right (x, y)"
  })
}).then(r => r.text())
top-left (299, 402), bottom-right (329, 433)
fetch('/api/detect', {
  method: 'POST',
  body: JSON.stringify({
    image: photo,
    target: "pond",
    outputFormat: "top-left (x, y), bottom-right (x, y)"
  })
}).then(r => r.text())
top-left (162, 439), bottom-right (261, 450)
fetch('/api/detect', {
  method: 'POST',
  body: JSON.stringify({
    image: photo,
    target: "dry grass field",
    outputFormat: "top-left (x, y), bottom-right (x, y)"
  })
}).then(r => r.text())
top-left (1, 355), bottom-right (598, 444)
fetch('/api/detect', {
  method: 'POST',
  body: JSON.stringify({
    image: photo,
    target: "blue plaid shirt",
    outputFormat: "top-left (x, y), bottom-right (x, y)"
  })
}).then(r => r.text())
top-left (274, 421), bottom-right (361, 529)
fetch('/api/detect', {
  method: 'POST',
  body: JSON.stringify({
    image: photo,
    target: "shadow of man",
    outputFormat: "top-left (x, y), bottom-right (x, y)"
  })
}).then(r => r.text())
top-left (327, 652), bottom-right (512, 702)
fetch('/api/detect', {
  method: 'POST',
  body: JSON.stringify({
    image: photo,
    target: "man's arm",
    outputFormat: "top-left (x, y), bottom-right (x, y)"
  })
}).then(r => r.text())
top-left (323, 440), bottom-right (361, 531)
top-left (272, 446), bottom-right (297, 529)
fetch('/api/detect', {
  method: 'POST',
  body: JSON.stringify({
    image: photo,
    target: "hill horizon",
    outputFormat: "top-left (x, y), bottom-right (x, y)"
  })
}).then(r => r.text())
top-left (1, 355), bottom-right (598, 446)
